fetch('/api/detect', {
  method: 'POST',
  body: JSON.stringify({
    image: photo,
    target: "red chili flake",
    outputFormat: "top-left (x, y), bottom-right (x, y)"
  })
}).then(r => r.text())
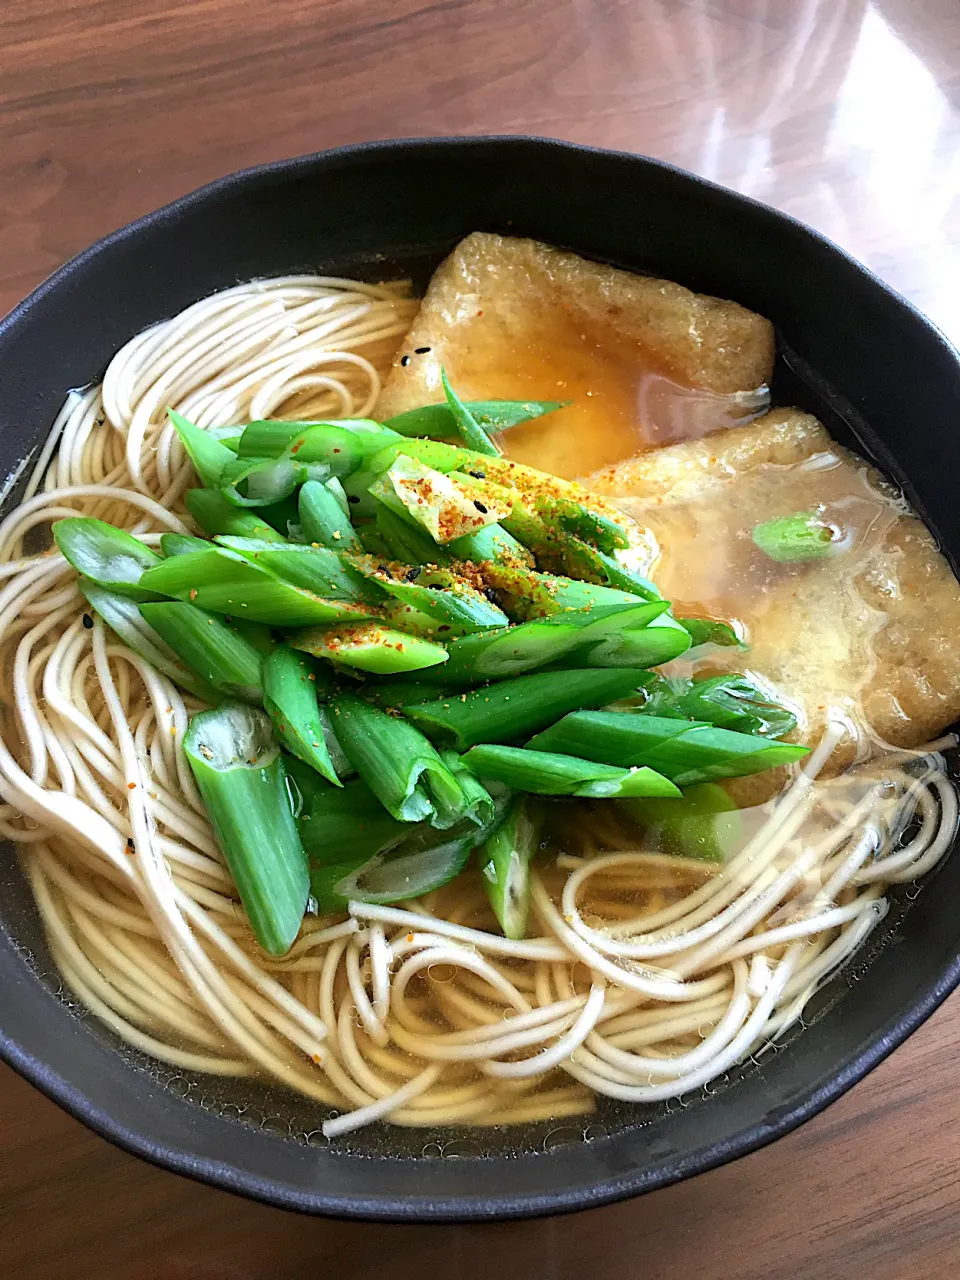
top-left (290, 443), bottom-right (302, 454)
top-left (189, 589), bottom-right (198, 601)
top-left (127, 782), bottom-right (137, 790)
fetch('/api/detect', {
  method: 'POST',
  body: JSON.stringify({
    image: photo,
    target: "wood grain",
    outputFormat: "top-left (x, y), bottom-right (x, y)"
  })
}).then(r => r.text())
top-left (3, 1), bottom-right (960, 1276)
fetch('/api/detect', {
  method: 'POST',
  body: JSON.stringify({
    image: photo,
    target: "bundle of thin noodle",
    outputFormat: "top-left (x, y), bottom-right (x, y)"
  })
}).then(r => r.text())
top-left (0, 276), bottom-right (955, 1139)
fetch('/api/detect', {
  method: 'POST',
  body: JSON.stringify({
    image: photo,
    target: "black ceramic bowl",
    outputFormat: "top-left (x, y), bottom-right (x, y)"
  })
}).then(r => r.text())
top-left (2, 136), bottom-right (959, 1222)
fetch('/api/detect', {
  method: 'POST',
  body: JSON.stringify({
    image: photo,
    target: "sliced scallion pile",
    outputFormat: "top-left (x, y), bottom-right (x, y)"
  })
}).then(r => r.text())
top-left (59, 385), bottom-right (808, 951)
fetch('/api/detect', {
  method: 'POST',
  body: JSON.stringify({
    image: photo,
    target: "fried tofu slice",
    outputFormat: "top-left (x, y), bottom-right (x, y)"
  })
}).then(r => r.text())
top-left (375, 233), bottom-right (775, 479)
top-left (587, 408), bottom-right (960, 764)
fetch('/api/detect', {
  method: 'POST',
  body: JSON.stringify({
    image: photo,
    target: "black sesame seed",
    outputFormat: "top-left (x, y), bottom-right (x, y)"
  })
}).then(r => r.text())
top-left (347, 494), bottom-right (361, 505)
top-left (82, 614), bottom-right (94, 630)
top-left (400, 355), bottom-right (411, 367)
top-left (438, 625), bottom-right (451, 632)
top-left (473, 501), bottom-right (488, 514)
top-left (468, 470), bottom-right (487, 480)
top-left (126, 837), bottom-right (135, 849)
top-left (414, 346), bottom-right (431, 354)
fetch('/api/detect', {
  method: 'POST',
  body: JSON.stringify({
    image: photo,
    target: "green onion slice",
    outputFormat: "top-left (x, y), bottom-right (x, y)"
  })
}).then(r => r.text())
top-left (238, 418), bottom-right (399, 460)
top-left (80, 582), bottom-right (216, 702)
top-left (215, 537), bottom-right (380, 602)
top-left (371, 454), bottom-right (510, 544)
top-left (183, 702), bottom-right (309, 956)
top-left (463, 744), bottom-right (681, 798)
top-left (536, 494), bottom-right (630, 553)
top-left (167, 409), bottom-right (237, 488)
top-left (218, 455), bottom-right (317, 508)
top-left (298, 479), bottom-right (361, 551)
top-left (353, 560), bottom-right (508, 636)
top-left (160, 532), bottom-right (212, 557)
top-left (639, 673), bottom-right (798, 739)
top-left (310, 820), bottom-right (476, 910)
top-left (53, 517), bottom-right (163, 602)
top-left (287, 764), bottom-right (403, 866)
top-left (562, 538), bottom-right (662, 602)
top-left (446, 522), bottom-right (534, 569)
top-left (262, 646), bottom-right (342, 785)
top-left (384, 398), bottom-right (564, 439)
top-left (574, 622), bottom-right (691, 669)
top-left (139, 546), bottom-right (379, 627)
top-left (527, 711), bottom-right (810, 786)
top-left (185, 488), bottom-right (290, 543)
top-left (440, 369), bottom-right (501, 456)
top-left (678, 618), bottom-right (742, 650)
top-left (752, 511), bottom-right (837, 563)
top-left (290, 621), bottom-right (448, 674)
top-left (327, 691), bottom-right (467, 826)
top-left (619, 783), bottom-right (743, 863)
top-left (479, 796), bottom-right (541, 939)
top-left (139, 601), bottom-right (265, 703)
top-left (374, 505), bottom-right (451, 567)
top-left (427, 600), bottom-right (671, 685)
top-left (404, 666), bottom-right (655, 750)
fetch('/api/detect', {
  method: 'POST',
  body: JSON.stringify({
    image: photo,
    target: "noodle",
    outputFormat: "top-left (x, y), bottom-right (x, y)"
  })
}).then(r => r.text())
top-left (0, 274), bottom-right (955, 1138)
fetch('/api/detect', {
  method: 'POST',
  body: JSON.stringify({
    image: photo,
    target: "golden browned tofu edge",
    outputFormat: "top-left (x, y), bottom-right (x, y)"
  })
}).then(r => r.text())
top-left (375, 232), bottom-right (776, 417)
top-left (586, 408), bottom-right (832, 498)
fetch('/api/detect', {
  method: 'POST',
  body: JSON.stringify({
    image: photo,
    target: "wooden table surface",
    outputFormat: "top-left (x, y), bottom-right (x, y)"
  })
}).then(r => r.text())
top-left (3, 1), bottom-right (960, 1276)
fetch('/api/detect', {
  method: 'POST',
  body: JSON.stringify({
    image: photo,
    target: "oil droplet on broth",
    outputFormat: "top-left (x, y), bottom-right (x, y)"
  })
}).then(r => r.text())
top-left (260, 1116), bottom-right (290, 1136)
top-left (543, 1126), bottom-right (582, 1151)
top-left (442, 1138), bottom-right (482, 1159)
top-left (426, 963), bottom-right (457, 985)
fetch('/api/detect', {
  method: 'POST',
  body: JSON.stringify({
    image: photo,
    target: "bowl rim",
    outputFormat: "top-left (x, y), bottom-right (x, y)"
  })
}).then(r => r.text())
top-left (3, 132), bottom-right (960, 1223)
